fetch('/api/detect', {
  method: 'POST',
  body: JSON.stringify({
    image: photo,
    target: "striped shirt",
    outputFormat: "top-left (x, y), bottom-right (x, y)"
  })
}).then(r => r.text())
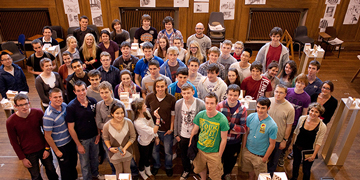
top-left (43, 102), bottom-right (71, 147)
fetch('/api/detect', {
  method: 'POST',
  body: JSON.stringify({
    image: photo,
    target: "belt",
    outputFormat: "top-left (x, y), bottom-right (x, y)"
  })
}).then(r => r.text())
top-left (249, 150), bottom-right (264, 158)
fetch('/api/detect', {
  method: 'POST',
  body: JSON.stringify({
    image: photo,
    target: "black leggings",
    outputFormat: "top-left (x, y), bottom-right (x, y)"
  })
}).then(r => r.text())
top-left (138, 141), bottom-right (154, 171)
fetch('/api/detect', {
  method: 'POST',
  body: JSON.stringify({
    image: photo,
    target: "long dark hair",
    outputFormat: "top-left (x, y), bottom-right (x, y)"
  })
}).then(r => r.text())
top-left (157, 36), bottom-right (169, 59)
top-left (225, 68), bottom-right (241, 86)
top-left (131, 98), bottom-right (151, 120)
top-left (281, 60), bottom-right (297, 81)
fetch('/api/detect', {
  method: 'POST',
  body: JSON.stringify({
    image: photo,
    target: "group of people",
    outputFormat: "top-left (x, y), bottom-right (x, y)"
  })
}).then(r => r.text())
top-left (0, 13), bottom-right (339, 180)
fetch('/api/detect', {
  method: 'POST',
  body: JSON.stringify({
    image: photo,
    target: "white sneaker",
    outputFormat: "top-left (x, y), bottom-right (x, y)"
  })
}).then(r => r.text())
top-left (140, 170), bottom-right (150, 180)
top-left (180, 171), bottom-right (189, 180)
top-left (96, 174), bottom-right (105, 180)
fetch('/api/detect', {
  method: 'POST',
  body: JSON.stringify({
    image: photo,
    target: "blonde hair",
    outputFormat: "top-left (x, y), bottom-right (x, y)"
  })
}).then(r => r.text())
top-left (81, 33), bottom-right (97, 60)
top-left (167, 46), bottom-right (179, 55)
top-left (185, 40), bottom-right (204, 64)
top-left (66, 36), bottom-right (78, 49)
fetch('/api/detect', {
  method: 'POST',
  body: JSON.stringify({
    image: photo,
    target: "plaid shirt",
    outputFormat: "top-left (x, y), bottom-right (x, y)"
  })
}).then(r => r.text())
top-left (216, 100), bottom-right (247, 143)
top-left (156, 29), bottom-right (184, 46)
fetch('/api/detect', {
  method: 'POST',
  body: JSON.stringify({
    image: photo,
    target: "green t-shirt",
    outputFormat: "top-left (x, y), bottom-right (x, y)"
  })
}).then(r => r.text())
top-left (194, 110), bottom-right (230, 153)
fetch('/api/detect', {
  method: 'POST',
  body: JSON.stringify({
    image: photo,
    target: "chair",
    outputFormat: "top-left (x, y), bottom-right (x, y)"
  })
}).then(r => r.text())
top-left (319, 27), bottom-right (343, 59)
top-left (294, 26), bottom-right (314, 60)
top-left (207, 12), bottom-right (226, 45)
top-left (50, 26), bottom-right (65, 48)
top-left (1, 41), bottom-right (26, 66)
top-left (67, 27), bottom-right (78, 37)
top-left (129, 27), bottom-right (138, 44)
top-left (88, 24), bottom-right (100, 43)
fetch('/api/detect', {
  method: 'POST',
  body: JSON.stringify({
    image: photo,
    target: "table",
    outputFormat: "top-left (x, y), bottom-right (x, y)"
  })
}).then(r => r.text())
top-left (299, 48), bottom-right (324, 74)
top-left (350, 55), bottom-right (360, 83)
top-left (321, 98), bottom-right (360, 165)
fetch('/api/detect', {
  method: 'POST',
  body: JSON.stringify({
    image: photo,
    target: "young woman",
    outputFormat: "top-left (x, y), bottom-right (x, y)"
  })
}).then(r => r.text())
top-left (131, 98), bottom-right (161, 180)
top-left (114, 69), bottom-right (142, 99)
top-left (103, 103), bottom-right (136, 180)
top-left (58, 52), bottom-right (74, 90)
top-left (99, 30), bottom-right (120, 63)
top-left (225, 68), bottom-right (241, 86)
top-left (64, 36), bottom-right (80, 59)
top-left (79, 33), bottom-right (102, 70)
top-left (110, 19), bottom-right (130, 48)
top-left (35, 58), bottom-right (65, 109)
top-left (279, 60), bottom-right (297, 88)
top-left (310, 80), bottom-right (338, 125)
top-left (173, 37), bottom-right (187, 62)
top-left (263, 61), bottom-right (280, 97)
top-left (154, 36), bottom-right (169, 60)
top-left (185, 40), bottom-right (205, 64)
top-left (289, 103), bottom-right (327, 180)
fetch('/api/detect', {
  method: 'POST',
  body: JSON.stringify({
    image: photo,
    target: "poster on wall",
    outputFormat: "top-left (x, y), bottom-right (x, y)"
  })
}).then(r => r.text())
top-left (245, 0), bottom-right (266, 5)
top-left (220, 0), bottom-right (235, 20)
top-left (343, 0), bottom-right (360, 25)
top-left (63, 0), bottom-right (80, 14)
top-left (140, 0), bottom-right (156, 7)
top-left (68, 13), bottom-right (79, 27)
top-left (194, 3), bottom-right (209, 13)
top-left (324, 5), bottom-right (337, 18)
top-left (89, 0), bottom-right (103, 27)
top-left (174, 0), bottom-right (189, 7)
top-left (319, 18), bottom-right (334, 28)
top-left (326, 0), bottom-right (341, 5)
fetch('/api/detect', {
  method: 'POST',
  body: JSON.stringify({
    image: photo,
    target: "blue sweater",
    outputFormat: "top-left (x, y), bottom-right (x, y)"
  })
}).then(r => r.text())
top-left (0, 64), bottom-right (29, 98)
top-left (168, 81), bottom-right (198, 98)
top-left (159, 59), bottom-right (186, 82)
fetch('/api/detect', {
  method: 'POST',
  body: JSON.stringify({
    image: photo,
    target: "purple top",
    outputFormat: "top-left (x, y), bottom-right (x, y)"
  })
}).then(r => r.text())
top-left (285, 88), bottom-right (311, 125)
top-left (98, 40), bottom-right (119, 63)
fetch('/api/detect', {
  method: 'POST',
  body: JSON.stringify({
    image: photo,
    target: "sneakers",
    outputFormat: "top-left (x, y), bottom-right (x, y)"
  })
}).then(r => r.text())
top-left (224, 174), bottom-right (231, 180)
top-left (139, 170), bottom-right (151, 180)
top-left (287, 151), bottom-right (294, 160)
top-left (144, 166), bottom-right (155, 180)
top-left (95, 174), bottom-right (105, 180)
top-left (166, 168), bottom-right (173, 177)
top-left (180, 171), bottom-right (190, 180)
top-left (278, 157), bottom-right (284, 167)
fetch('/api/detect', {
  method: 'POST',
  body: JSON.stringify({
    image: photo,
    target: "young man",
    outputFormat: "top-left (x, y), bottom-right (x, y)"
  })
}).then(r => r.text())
top-left (66, 59), bottom-right (90, 102)
top-left (218, 40), bottom-right (237, 74)
top-left (43, 88), bottom-right (78, 180)
top-left (242, 97), bottom-right (278, 180)
top-left (230, 48), bottom-right (252, 82)
top-left (95, 81), bottom-right (126, 175)
top-left (112, 41), bottom-right (139, 78)
top-left (267, 84), bottom-right (294, 172)
top-left (87, 69), bottom-right (103, 102)
top-left (97, 51), bottom-right (120, 89)
top-left (38, 26), bottom-right (59, 46)
top-left (134, 42), bottom-right (164, 86)
top-left (26, 39), bottom-right (56, 76)
top-left (304, 60), bottom-right (323, 97)
top-left (141, 60), bottom-right (172, 99)
top-left (168, 67), bottom-right (198, 100)
top-left (0, 52), bottom-right (29, 99)
top-left (189, 92), bottom-right (229, 180)
top-left (187, 57), bottom-right (204, 90)
top-left (156, 16), bottom-right (183, 46)
top-left (6, 94), bottom-right (58, 180)
top-left (65, 80), bottom-right (103, 180)
top-left (198, 46), bottom-right (226, 79)
top-left (159, 46), bottom-right (186, 82)
top-left (285, 73), bottom-right (311, 159)
top-left (255, 27), bottom-right (289, 73)
top-left (134, 14), bottom-right (157, 45)
top-left (73, 15), bottom-right (98, 46)
top-left (216, 84), bottom-right (247, 180)
top-left (231, 41), bottom-right (244, 61)
top-left (241, 61), bottom-right (272, 100)
top-left (198, 64), bottom-right (227, 102)
top-left (174, 83), bottom-right (205, 180)
top-left (186, 22), bottom-right (211, 56)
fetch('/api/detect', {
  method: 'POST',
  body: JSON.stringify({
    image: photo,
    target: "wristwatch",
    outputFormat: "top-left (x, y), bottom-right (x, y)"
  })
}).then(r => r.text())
top-left (283, 138), bottom-right (288, 142)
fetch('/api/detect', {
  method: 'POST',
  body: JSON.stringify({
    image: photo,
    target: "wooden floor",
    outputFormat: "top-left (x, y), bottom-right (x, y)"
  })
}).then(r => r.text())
top-left (1, 50), bottom-right (360, 180)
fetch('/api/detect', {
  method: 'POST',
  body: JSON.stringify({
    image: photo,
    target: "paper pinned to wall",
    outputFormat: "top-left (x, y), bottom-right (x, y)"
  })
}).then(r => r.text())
top-left (68, 13), bottom-right (79, 27)
top-left (326, 0), bottom-right (341, 5)
top-left (63, 0), bottom-right (80, 14)
top-left (245, 0), bottom-right (266, 5)
top-left (174, 0), bottom-right (189, 7)
top-left (140, 0), bottom-right (156, 7)
top-left (194, 3), bottom-right (209, 13)
top-left (89, 0), bottom-right (103, 27)
top-left (319, 18), bottom-right (334, 28)
top-left (343, 0), bottom-right (360, 25)
top-left (324, 5), bottom-right (337, 18)
top-left (220, 0), bottom-right (235, 20)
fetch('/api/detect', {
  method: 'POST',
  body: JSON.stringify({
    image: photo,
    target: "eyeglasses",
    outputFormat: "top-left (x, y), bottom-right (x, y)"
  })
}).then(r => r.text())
top-left (16, 102), bottom-right (29, 107)
top-left (322, 87), bottom-right (331, 90)
top-left (1, 58), bottom-right (11, 62)
top-left (195, 28), bottom-right (204, 30)
top-left (234, 47), bottom-right (243, 50)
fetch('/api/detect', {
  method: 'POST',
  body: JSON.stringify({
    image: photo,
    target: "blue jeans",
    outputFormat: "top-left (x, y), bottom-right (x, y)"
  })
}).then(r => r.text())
top-left (78, 136), bottom-right (99, 180)
top-left (152, 131), bottom-right (173, 169)
top-left (267, 142), bottom-right (282, 174)
top-left (25, 149), bottom-right (58, 180)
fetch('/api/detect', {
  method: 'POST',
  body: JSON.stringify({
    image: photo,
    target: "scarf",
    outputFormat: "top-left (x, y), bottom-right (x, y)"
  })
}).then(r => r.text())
top-left (118, 81), bottom-right (137, 98)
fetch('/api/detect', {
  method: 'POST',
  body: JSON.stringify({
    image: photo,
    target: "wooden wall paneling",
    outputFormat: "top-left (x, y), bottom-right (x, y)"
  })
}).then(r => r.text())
top-left (54, 0), bottom-right (69, 37)
top-left (238, 7), bottom-right (250, 42)
top-left (178, 8), bottom-right (188, 41)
